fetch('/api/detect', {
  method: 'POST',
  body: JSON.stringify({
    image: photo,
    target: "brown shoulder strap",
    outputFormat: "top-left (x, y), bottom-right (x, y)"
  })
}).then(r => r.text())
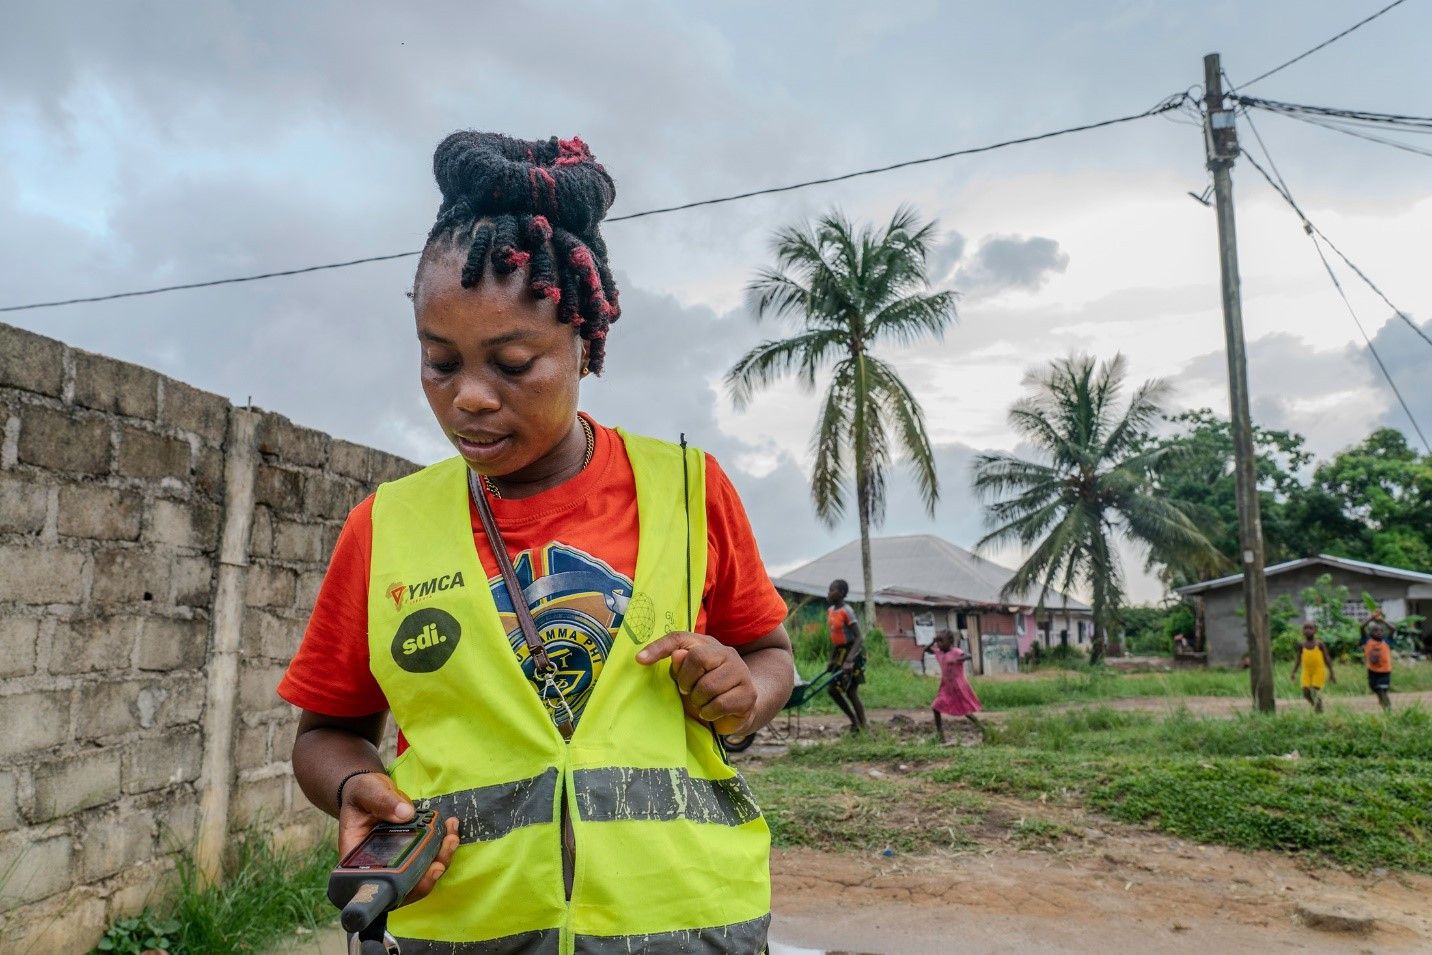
top-left (468, 471), bottom-right (575, 739)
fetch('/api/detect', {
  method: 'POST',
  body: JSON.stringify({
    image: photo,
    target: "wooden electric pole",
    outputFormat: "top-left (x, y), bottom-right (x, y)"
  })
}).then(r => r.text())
top-left (1203, 53), bottom-right (1275, 713)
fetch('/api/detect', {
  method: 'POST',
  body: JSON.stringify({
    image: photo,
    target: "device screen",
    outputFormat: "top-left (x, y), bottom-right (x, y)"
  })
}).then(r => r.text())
top-left (344, 829), bottom-right (419, 869)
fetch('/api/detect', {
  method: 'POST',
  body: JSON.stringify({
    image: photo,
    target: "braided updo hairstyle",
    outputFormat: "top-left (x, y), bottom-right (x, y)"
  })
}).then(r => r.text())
top-left (419, 131), bottom-right (621, 374)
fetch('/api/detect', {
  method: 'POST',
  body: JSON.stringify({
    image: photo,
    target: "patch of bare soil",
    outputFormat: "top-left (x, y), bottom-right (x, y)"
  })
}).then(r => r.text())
top-left (744, 701), bottom-right (1432, 953)
top-left (772, 818), bottom-right (1432, 954)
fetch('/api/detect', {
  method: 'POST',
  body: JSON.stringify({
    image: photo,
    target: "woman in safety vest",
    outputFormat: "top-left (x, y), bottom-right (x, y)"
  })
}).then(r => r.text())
top-left (278, 131), bottom-right (794, 954)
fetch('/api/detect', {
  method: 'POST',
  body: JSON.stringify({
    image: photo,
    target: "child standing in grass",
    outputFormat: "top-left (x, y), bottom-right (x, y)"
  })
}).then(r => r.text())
top-left (1364, 620), bottom-right (1394, 711)
top-left (1289, 622), bottom-right (1335, 713)
top-left (923, 630), bottom-right (982, 742)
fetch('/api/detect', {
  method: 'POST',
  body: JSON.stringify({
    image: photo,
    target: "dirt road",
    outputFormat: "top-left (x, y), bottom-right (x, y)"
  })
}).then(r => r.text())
top-left (278, 822), bottom-right (1432, 954)
top-left (771, 813), bottom-right (1432, 953)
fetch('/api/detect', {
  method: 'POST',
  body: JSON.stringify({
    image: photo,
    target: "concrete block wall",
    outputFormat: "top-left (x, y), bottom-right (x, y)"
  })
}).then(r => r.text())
top-left (0, 322), bottom-right (416, 951)
top-left (232, 415), bottom-right (413, 834)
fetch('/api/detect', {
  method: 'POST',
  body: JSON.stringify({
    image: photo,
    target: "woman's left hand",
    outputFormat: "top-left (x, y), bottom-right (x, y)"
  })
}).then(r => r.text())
top-left (636, 632), bottom-right (759, 735)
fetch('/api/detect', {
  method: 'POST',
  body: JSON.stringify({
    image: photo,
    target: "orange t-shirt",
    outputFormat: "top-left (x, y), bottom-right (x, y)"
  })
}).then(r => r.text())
top-left (1364, 639), bottom-right (1393, 673)
top-left (828, 604), bottom-right (856, 647)
top-left (277, 416), bottom-right (788, 732)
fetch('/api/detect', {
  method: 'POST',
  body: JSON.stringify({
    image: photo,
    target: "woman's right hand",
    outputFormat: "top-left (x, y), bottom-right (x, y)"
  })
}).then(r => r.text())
top-left (339, 772), bottom-right (461, 906)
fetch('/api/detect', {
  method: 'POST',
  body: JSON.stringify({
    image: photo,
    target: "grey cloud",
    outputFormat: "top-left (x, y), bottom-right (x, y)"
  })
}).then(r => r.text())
top-left (1369, 313), bottom-right (1432, 447)
top-left (1171, 325), bottom-right (1431, 456)
top-left (926, 232), bottom-right (967, 286)
top-left (954, 234), bottom-right (1070, 299)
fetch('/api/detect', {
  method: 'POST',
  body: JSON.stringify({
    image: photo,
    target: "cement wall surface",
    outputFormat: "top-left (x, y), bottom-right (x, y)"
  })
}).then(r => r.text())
top-left (0, 321), bottom-right (416, 952)
top-left (1202, 565), bottom-right (1415, 667)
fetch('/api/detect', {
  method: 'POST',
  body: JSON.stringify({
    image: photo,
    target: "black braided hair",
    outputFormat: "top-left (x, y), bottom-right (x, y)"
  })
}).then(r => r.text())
top-left (418, 131), bottom-right (621, 374)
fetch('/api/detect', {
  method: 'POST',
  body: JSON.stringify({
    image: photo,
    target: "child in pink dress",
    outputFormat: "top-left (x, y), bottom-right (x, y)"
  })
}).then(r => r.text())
top-left (923, 630), bottom-right (983, 742)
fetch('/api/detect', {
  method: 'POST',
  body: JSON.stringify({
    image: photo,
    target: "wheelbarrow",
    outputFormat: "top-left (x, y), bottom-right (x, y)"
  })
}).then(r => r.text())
top-left (721, 665), bottom-right (843, 753)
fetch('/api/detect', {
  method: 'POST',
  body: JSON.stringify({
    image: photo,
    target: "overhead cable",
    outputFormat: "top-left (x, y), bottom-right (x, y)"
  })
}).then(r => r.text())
top-left (0, 96), bottom-right (1186, 314)
top-left (1236, 107), bottom-right (1432, 350)
top-left (1266, 112), bottom-right (1432, 159)
top-left (1234, 94), bottom-right (1432, 132)
top-left (1239, 148), bottom-right (1431, 452)
top-left (1235, 0), bottom-right (1411, 90)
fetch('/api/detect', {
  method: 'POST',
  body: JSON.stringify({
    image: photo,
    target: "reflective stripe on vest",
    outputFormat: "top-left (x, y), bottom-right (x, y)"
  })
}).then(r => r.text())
top-left (417, 769), bottom-right (559, 845)
top-left (368, 431), bottom-right (770, 953)
top-left (394, 915), bottom-right (769, 955)
top-left (573, 767), bottom-right (761, 827)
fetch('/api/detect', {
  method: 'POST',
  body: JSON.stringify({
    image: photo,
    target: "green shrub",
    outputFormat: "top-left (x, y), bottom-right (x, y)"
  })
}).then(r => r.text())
top-left (94, 912), bottom-right (180, 955)
top-left (95, 826), bottom-right (338, 955)
top-left (169, 826), bottom-right (336, 953)
top-left (1162, 603), bottom-right (1196, 642)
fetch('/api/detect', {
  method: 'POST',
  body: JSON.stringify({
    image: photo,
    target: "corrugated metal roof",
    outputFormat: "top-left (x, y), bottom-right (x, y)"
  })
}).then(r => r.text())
top-left (773, 534), bottom-right (1092, 612)
top-left (1175, 554), bottom-right (1432, 595)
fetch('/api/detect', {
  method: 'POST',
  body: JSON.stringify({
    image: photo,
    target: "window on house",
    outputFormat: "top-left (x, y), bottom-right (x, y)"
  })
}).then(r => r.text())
top-left (1343, 600), bottom-right (1371, 623)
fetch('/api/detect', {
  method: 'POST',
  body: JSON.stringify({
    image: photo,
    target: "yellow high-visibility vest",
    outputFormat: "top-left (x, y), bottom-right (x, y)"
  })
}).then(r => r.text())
top-left (367, 430), bottom-right (771, 954)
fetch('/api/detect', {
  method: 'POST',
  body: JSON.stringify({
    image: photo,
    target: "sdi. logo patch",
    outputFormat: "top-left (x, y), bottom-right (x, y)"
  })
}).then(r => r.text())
top-left (391, 607), bottom-right (462, 673)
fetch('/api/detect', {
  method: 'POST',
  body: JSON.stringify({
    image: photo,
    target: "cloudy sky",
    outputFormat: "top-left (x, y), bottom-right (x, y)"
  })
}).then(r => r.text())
top-left (3, 1), bottom-right (1430, 602)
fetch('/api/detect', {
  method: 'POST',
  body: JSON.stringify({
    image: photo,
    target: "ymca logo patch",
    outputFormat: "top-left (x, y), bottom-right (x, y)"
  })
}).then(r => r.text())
top-left (387, 571), bottom-right (466, 610)
top-left (391, 607), bottom-right (462, 673)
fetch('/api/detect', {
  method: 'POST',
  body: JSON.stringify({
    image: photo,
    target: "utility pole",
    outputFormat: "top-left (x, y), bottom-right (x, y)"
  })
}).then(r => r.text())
top-left (1203, 53), bottom-right (1275, 713)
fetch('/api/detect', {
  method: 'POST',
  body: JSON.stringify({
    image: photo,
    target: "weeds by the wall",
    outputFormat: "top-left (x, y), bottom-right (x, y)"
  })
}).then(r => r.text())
top-left (93, 826), bottom-right (337, 955)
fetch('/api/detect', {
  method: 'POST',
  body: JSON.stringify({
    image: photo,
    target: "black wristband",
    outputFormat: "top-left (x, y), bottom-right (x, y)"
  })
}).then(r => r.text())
top-left (336, 769), bottom-right (376, 811)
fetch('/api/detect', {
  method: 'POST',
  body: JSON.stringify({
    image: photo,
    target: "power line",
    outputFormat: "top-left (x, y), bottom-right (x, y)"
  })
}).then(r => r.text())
top-left (1234, 94), bottom-right (1432, 132)
top-left (1235, 0), bottom-right (1411, 90)
top-left (0, 251), bottom-right (424, 314)
top-left (1235, 92), bottom-right (1432, 159)
top-left (1236, 110), bottom-right (1432, 349)
top-left (1268, 111), bottom-right (1432, 159)
top-left (1239, 148), bottom-right (1431, 452)
top-left (0, 97), bottom-right (1185, 315)
top-left (1309, 231), bottom-right (1431, 452)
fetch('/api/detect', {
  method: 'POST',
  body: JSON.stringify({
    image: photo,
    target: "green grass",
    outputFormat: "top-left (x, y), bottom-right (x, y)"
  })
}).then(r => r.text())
top-left (98, 826), bottom-right (338, 954)
top-left (753, 762), bottom-right (986, 854)
top-left (751, 706), bottom-right (1432, 872)
top-left (970, 660), bottom-right (1432, 710)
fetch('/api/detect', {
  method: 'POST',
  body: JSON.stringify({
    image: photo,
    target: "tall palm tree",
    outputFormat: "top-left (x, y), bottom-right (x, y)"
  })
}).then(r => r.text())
top-left (726, 207), bottom-right (957, 630)
top-left (972, 354), bottom-right (1214, 663)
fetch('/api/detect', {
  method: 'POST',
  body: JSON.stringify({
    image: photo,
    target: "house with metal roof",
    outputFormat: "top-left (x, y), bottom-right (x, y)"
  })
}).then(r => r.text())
top-left (1175, 554), bottom-right (1432, 667)
top-left (774, 534), bottom-right (1092, 674)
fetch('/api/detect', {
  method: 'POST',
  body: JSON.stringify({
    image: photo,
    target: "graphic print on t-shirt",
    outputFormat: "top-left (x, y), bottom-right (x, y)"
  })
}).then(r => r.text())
top-left (489, 542), bottom-right (632, 727)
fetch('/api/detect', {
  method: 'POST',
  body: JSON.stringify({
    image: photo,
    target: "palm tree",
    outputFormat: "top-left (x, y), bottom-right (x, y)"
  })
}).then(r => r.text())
top-left (726, 207), bottom-right (957, 630)
top-left (971, 354), bottom-right (1214, 663)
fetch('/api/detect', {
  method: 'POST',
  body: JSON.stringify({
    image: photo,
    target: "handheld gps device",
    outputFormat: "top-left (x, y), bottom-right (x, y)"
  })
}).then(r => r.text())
top-left (328, 808), bottom-right (447, 937)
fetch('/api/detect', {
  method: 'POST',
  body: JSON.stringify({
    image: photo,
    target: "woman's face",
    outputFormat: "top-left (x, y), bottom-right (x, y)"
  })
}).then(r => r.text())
top-left (414, 250), bottom-right (584, 479)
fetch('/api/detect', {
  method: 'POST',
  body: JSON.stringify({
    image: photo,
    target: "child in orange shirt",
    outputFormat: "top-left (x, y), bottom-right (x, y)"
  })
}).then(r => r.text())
top-left (1363, 621), bottom-right (1393, 711)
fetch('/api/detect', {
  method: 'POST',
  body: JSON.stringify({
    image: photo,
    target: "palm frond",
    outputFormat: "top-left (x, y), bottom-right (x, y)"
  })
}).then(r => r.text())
top-left (865, 356), bottom-right (939, 516)
top-left (992, 506), bottom-right (1087, 601)
top-left (1100, 373), bottom-right (1173, 461)
top-left (810, 360), bottom-right (856, 525)
top-left (970, 455), bottom-right (1060, 500)
top-left (867, 291), bottom-right (958, 347)
top-left (725, 329), bottom-right (846, 409)
top-left (745, 268), bottom-right (814, 323)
